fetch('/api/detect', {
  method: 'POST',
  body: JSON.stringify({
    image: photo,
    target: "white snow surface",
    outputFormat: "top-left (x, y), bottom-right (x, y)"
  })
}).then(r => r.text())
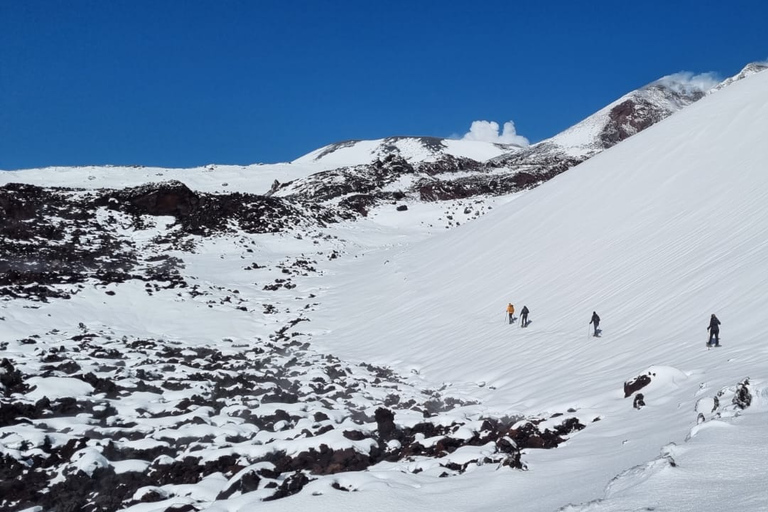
top-left (305, 69), bottom-right (768, 510)
top-left (1, 70), bottom-right (768, 512)
top-left (24, 376), bottom-right (94, 401)
top-left (0, 163), bottom-right (318, 195)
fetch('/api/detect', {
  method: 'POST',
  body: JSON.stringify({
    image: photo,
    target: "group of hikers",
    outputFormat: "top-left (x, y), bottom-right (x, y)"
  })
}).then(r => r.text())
top-left (505, 303), bottom-right (530, 328)
top-left (506, 303), bottom-right (722, 346)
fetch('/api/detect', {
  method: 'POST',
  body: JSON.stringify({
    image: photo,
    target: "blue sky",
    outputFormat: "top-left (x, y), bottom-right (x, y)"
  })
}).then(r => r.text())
top-left (1, 0), bottom-right (766, 170)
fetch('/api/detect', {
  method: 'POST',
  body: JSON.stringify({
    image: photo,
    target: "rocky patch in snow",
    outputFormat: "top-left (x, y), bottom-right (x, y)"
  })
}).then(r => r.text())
top-left (1, 317), bottom-right (589, 511)
top-left (0, 182), bottom-right (346, 303)
top-left (273, 152), bottom-right (574, 207)
top-left (623, 372), bottom-right (652, 398)
top-left (694, 377), bottom-right (754, 426)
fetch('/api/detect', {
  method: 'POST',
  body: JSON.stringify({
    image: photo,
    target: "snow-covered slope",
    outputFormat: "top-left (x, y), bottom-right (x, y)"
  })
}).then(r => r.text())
top-left (293, 136), bottom-right (521, 168)
top-left (305, 68), bottom-right (768, 510)
top-left (0, 163), bottom-right (319, 195)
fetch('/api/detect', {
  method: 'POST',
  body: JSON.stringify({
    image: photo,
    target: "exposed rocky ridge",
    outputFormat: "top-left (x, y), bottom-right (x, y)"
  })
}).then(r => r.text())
top-left (0, 181), bottom-right (350, 302)
top-left (489, 76), bottom-right (713, 174)
top-left (97, 181), bottom-right (349, 235)
top-left (1, 183), bottom-right (143, 301)
top-left (597, 83), bottom-right (706, 147)
top-left (273, 150), bottom-right (579, 209)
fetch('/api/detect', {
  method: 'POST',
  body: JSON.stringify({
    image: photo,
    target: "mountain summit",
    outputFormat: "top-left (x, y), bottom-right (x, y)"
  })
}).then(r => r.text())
top-left (490, 70), bottom-right (723, 169)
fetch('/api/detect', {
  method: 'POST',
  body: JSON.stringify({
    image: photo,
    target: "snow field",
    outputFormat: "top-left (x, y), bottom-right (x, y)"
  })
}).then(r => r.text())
top-left (299, 69), bottom-right (768, 510)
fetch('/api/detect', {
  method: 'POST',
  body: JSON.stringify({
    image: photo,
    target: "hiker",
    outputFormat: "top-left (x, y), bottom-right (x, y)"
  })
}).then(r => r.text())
top-left (520, 306), bottom-right (529, 328)
top-left (506, 303), bottom-right (515, 324)
top-left (589, 311), bottom-right (600, 337)
top-left (707, 313), bottom-right (721, 347)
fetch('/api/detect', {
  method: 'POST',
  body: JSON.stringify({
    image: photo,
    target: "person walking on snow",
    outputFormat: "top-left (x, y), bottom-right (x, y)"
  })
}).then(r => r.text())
top-left (707, 313), bottom-right (721, 347)
top-left (506, 303), bottom-right (515, 324)
top-left (520, 306), bottom-right (529, 328)
top-left (589, 311), bottom-right (600, 337)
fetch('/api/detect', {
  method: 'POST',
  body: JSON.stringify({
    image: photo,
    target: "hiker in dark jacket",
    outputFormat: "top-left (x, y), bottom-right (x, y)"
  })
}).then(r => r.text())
top-left (589, 311), bottom-right (600, 337)
top-left (707, 314), bottom-right (721, 347)
top-left (520, 306), bottom-right (530, 328)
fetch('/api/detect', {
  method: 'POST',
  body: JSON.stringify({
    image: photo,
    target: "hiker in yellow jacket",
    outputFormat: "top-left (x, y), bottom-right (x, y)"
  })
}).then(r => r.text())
top-left (506, 303), bottom-right (515, 324)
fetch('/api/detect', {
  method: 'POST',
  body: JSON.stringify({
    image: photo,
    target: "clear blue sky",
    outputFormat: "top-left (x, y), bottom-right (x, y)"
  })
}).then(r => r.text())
top-left (1, 0), bottom-right (766, 170)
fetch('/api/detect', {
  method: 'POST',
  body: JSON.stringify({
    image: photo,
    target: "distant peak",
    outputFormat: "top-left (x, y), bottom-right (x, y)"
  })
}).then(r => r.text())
top-left (741, 61), bottom-right (768, 75)
top-left (711, 62), bottom-right (768, 92)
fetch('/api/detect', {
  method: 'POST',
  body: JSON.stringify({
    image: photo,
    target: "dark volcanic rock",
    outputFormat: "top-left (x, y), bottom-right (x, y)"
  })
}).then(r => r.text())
top-left (624, 373), bottom-right (652, 398)
top-left (0, 358), bottom-right (26, 396)
top-left (263, 471), bottom-right (310, 501)
top-left (599, 87), bottom-right (705, 148)
top-left (0, 184), bottom-right (138, 300)
top-left (338, 194), bottom-right (379, 217)
top-left (103, 181), bottom-right (200, 217)
top-left (733, 378), bottom-right (752, 409)
top-left (374, 407), bottom-right (399, 442)
top-left (216, 470), bottom-right (261, 500)
top-left (0, 181), bottom-right (344, 301)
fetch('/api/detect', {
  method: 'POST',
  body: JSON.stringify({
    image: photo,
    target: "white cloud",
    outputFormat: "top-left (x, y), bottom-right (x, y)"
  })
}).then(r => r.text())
top-left (461, 120), bottom-right (530, 146)
top-left (653, 71), bottom-right (721, 95)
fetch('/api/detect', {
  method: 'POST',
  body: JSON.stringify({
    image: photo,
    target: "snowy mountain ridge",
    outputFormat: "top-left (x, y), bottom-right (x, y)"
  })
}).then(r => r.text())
top-left (292, 136), bottom-right (522, 169)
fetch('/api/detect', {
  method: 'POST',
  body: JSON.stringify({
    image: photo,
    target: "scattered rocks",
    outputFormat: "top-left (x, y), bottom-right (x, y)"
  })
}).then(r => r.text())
top-left (0, 320), bottom-right (592, 510)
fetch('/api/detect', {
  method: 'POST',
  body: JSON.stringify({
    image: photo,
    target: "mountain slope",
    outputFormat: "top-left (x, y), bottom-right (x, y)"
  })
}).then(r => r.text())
top-left (489, 70), bottom-right (720, 171)
top-left (302, 68), bottom-right (768, 510)
top-left (322, 65), bottom-right (768, 422)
